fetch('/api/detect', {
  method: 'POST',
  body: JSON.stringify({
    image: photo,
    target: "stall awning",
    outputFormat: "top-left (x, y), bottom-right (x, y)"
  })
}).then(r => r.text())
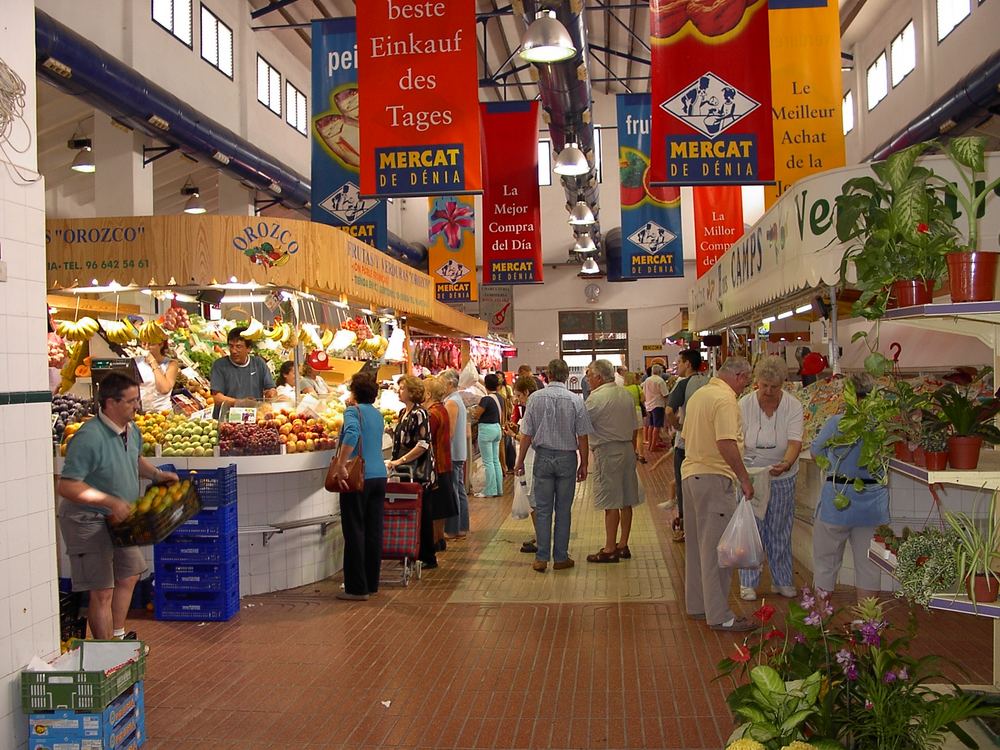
top-left (688, 153), bottom-right (1000, 331)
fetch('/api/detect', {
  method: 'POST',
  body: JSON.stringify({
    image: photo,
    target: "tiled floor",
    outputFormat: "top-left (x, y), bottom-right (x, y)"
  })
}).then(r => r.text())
top-left (131, 456), bottom-right (994, 749)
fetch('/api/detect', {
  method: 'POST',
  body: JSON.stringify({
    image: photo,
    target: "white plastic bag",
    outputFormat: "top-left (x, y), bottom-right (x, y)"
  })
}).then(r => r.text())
top-left (747, 467), bottom-right (772, 521)
top-left (717, 498), bottom-right (764, 569)
top-left (511, 447), bottom-right (535, 519)
top-left (458, 359), bottom-right (480, 389)
top-left (470, 459), bottom-right (486, 495)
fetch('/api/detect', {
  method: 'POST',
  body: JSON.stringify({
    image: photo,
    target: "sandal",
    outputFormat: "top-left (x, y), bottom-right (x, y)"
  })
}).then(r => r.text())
top-left (520, 540), bottom-right (538, 554)
top-left (586, 548), bottom-right (620, 563)
top-left (616, 544), bottom-right (631, 559)
top-left (709, 616), bottom-right (757, 632)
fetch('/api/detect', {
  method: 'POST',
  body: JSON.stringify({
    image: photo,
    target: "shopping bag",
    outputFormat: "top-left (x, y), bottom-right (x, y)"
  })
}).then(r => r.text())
top-left (470, 460), bottom-right (486, 495)
top-left (747, 467), bottom-right (772, 521)
top-left (512, 477), bottom-right (531, 519)
top-left (717, 498), bottom-right (764, 569)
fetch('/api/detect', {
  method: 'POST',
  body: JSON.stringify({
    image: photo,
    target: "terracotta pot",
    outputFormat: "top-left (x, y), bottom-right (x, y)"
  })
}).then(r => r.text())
top-left (924, 451), bottom-right (949, 471)
top-left (966, 573), bottom-right (1000, 603)
top-left (891, 279), bottom-right (936, 308)
top-left (893, 441), bottom-right (914, 462)
top-left (912, 447), bottom-right (926, 467)
top-left (947, 251), bottom-right (999, 302)
top-left (948, 435), bottom-right (984, 470)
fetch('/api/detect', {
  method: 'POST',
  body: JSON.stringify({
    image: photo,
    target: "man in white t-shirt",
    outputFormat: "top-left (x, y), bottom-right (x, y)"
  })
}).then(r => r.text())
top-left (642, 364), bottom-right (670, 454)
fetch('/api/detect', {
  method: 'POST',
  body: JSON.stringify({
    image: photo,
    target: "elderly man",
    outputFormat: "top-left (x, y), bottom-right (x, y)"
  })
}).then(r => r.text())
top-left (681, 356), bottom-right (757, 632)
top-left (643, 363), bottom-right (670, 453)
top-left (514, 358), bottom-right (593, 573)
top-left (584, 359), bottom-right (643, 563)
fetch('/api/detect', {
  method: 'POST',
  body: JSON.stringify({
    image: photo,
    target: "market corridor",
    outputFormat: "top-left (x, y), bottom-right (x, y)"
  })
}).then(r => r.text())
top-left (134, 460), bottom-right (993, 749)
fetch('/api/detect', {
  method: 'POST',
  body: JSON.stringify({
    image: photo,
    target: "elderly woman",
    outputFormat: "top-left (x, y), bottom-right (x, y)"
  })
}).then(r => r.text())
top-left (388, 376), bottom-right (438, 569)
top-left (441, 369), bottom-right (470, 540)
top-left (423, 376), bottom-right (457, 551)
top-left (738, 355), bottom-right (804, 601)
top-left (811, 372), bottom-right (889, 600)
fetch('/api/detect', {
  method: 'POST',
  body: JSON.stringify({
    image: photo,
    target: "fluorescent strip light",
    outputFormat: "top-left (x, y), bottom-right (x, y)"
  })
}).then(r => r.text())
top-left (761, 316), bottom-right (776, 324)
top-left (223, 294), bottom-right (269, 303)
top-left (777, 310), bottom-right (794, 320)
top-left (795, 304), bottom-right (813, 314)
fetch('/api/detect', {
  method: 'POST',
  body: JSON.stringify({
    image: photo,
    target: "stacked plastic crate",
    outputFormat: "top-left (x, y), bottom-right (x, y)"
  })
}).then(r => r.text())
top-left (153, 464), bottom-right (240, 621)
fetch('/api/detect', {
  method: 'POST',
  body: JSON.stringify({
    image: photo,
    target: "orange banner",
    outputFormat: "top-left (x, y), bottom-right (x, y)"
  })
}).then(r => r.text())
top-left (356, 1), bottom-right (482, 198)
top-left (692, 186), bottom-right (744, 278)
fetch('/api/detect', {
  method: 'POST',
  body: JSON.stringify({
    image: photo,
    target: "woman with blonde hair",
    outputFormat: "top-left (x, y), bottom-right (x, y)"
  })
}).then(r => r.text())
top-left (423, 376), bottom-right (457, 551)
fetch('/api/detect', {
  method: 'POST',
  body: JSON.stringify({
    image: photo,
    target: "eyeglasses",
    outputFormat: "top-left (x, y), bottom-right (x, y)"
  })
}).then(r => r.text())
top-left (117, 396), bottom-right (141, 406)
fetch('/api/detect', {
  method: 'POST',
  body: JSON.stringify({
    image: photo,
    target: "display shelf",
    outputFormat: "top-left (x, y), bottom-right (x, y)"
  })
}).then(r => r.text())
top-left (881, 300), bottom-right (1000, 347)
top-left (889, 451), bottom-right (1000, 491)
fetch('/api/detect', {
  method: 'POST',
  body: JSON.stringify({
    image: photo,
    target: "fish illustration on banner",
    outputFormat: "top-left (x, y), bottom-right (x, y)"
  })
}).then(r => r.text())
top-left (649, 0), bottom-right (775, 186)
top-left (613, 94), bottom-right (684, 280)
top-left (428, 196), bottom-right (477, 303)
top-left (311, 18), bottom-right (387, 250)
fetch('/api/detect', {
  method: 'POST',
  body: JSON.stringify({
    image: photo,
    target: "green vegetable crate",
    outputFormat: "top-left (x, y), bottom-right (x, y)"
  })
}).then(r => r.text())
top-left (21, 640), bottom-right (146, 712)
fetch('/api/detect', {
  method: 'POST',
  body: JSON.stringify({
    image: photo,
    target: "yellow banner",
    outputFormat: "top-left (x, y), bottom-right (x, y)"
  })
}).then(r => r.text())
top-left (765, 0), bottom-right (845, 208)
top-left (427, 196), bottom-right (478, 303)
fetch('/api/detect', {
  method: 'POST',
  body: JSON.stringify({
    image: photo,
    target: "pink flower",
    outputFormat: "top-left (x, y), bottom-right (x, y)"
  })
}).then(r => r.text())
top-left (429, 200), bottom-right (475, 249)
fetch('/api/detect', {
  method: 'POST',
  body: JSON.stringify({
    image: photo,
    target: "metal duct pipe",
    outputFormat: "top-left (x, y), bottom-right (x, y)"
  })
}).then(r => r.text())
top-left (35, 9), bottom-right (310, 208)
top-left (516, 0), bottom-right (601, 252)
top-left (868, 49), bottom-right (1000, 161)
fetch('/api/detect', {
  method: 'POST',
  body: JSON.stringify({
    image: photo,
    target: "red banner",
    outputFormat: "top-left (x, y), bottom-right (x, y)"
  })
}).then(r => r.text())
top-left (356, 0), bottom-right (482, 198)
top-left (692, 186), bottom-right (744, 278)
top-left (480, 101), bottom-right (542, 285)
top-left (649, 0), bottom-right (774, 186)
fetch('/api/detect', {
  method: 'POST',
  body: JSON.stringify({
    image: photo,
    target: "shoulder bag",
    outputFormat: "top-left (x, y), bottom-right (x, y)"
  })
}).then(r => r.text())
top-left (325, 406), bottom-right (366, 493)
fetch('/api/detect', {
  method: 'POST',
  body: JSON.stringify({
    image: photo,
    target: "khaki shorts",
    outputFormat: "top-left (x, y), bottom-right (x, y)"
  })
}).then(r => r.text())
top-left (58, 512), bottom-right (148, 591)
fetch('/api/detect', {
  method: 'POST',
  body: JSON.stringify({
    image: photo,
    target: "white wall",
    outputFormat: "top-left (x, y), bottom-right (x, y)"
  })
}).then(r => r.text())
top-left (1, 3), bottom-right (61, 747)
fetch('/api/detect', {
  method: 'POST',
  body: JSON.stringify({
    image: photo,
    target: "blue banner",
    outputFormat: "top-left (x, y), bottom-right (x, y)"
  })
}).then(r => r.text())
top-left (613, 94), bottom-right (684, 280)
top-left (311, 18), bottom-right (387, 250)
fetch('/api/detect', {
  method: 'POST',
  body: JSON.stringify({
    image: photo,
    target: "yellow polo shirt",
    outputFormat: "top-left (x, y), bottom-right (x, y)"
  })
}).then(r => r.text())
top-left (680, 377), bottom-right (744, 481)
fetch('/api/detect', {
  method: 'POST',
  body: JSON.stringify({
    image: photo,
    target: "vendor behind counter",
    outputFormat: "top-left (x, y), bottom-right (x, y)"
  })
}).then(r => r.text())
top-left (210, 326), bottom-right (277, 417)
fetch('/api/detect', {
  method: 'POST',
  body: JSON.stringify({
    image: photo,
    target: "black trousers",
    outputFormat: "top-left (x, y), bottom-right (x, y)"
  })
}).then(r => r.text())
top-left (339, 478), bottom-right (387, 595)
top-left (674, 447), bottom-right (686, 521)
top-left (419, 484), bottom-right (437, 566)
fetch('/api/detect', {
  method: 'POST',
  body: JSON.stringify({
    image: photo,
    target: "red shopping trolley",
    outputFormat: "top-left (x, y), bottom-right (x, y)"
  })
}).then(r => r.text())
top-left (383, 468), bottom-right (422, 586)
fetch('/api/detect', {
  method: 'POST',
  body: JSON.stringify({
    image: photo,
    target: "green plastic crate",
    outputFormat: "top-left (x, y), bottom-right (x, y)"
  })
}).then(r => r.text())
top-left (21, 640), bottom-right (146, 712)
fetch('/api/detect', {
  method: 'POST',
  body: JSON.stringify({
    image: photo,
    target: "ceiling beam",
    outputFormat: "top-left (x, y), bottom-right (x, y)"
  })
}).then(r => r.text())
top-left (488, 1), bottom-right (528, 101)
top-left (251, 0), bottom-right (305, 20)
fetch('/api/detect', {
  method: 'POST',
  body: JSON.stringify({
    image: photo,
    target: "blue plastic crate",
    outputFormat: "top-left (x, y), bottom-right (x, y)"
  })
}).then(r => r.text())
top-left (29, 681), bottom-right (144, 746)
top-left (171, 464), bottom-right (237, 508)
top-left (153, 534), bottom-right (238, 565)
top-left (172, 502), bottom-right (237, 537)
top-left (154, 561), bottom-right (239, 593)
top-left (155, 588), bottom-right (240, 621)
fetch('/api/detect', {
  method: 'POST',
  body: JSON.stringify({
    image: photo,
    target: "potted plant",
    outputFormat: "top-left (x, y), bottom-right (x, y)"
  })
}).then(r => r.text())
top-left (917, 418), bottom-right (949, 471)
top-left (887, 377), bottom-right (931, 462)
top-left (945, 494), bottom-right (1000, 604)
top-left (894, 528), bottom-right (960, 608)
top-left (930, 366), bottom-right (1000, 469)
top-left (929, 136), bottom-right (1000, 302)
top-left (837, 142), bottom-right (960, 319)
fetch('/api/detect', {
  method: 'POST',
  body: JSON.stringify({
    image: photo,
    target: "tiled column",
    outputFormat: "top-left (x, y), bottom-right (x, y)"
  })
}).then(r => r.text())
top-left (0, 2), bottom-right (61, 746)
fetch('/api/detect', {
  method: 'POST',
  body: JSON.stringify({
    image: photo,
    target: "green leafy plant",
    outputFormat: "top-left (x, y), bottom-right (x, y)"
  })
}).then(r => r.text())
top-left (918, 412), bottom-right (950, 452)
top-left (893, 528), bottom-right (959, 608)
top-left (836, 142), bottom-right (960, 320)
top-left (725, 667), bottom-right (836, 750)
top-left (887, 378), bottom-right (932, 446)
top-left (929, 136), bottom-right (1000, 253)
top-left (929, 367), bottom-right (1000, 441)
top-left (945, 492), bottom-right (1000, 602)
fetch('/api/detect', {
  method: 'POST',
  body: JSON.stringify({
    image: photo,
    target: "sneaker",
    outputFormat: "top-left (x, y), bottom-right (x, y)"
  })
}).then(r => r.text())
top-left (773, 586), bottom-right (797, 598)
top-left (740, 587), bottom-right (757, 601)
top-left (473, 492), bottom-right (488, 498)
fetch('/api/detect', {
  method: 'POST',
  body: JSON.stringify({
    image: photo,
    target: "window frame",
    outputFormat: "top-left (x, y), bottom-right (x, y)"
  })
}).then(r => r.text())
top-left (285, 81), bottom-right (308, 136)
top-left (890, 20), bottom-right (916, 88)
top-left (842, 90), bottom-right (855, 135)
top-left (199, 4), bottom-right (234, 79)
top-left (936, 0), bottom-right (971, 43)
top-left (866, 51), bottom-right (889, 111)
top-left (151, 0), bottom-right (193, 48)
top-left (256, 54), bottom-right (282, 118)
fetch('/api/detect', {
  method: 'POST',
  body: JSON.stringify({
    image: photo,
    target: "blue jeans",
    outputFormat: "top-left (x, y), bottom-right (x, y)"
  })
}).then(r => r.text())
top-left (532, 447), bottom-right (579, 563)
top-left (445, 461), bottom-right (470, 535)
top-left (478, 423), bottom-right (503, 496)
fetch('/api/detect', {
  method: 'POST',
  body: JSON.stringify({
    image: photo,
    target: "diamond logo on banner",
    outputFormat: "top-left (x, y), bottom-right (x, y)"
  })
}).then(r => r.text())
top-left (318, 182), bottom-right (380, 222)
top-left (660, 72), bottom-right (759, 139)
top-left (627, 221), bottom-right (676, 255)
top-left (435, 258), bottom-right (471, 284)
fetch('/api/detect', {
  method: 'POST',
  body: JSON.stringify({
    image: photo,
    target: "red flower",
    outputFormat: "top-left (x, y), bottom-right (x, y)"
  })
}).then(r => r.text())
top-left (917, 222), bottom-right (929, 234)
top-left (731, 644), bottom-right (752, 663)
top-left (764, 628), bottom-right (784, 641)
top-left (753, 604), bottom-right (776, 624)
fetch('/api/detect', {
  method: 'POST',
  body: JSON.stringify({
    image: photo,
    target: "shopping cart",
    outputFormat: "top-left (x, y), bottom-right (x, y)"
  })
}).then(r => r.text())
top-left (382, 467), bottom-right (423, 586)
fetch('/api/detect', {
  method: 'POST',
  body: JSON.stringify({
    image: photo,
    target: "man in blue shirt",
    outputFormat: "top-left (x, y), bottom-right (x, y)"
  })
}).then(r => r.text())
top-left (514, 359), bottom-right (593, 572)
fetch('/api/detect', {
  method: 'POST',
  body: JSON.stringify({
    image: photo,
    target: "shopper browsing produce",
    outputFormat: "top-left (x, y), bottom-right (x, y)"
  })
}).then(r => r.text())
top-left (57, 372), bottom-right (179, 640)
top-left (136, 340), bottom-right (179, 413)
top-left (210, 326), bottom-right (277, 416)
top-left (299, 362), bottom-right (330, 395)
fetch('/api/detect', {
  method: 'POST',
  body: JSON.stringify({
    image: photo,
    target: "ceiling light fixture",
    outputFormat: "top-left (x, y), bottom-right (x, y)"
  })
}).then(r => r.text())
top-left (67, 134), bottom-right (95, 173)
top-left (762, 316), bottom-right (776, 324)
top-left (795, 304), bottom-right (813, 314)
top-left (519, 9), bottom-right (576, 64)
top-left (554, 142), bottom-right (590, 176)
top-left (573, 233), bottom-right (596, 253)
top-left (568, 200), bottom-right (596, 226)
top-left (580, 257), bottom-right (600, 275)
top-left (181, 177), bottom-right (206, 214)
top-left (777, 310), bottom-right (794, 320)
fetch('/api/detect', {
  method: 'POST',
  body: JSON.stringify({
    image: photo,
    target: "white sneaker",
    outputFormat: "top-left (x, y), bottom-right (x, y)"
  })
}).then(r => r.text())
top-left (739, 586), bottom-right (757, 601)
top-left (773, 586), bottom-right (797, 598)
top-left (473, 492), bottom-right (487, 498)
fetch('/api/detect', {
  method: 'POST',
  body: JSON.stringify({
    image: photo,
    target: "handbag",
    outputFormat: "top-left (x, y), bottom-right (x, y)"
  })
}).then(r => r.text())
top-left (325, 406), bottom-right (365, 493)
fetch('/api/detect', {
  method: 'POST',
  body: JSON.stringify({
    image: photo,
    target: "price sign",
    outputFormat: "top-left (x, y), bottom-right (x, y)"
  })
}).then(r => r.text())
top-left (226, 407), bottom-right (258, 424)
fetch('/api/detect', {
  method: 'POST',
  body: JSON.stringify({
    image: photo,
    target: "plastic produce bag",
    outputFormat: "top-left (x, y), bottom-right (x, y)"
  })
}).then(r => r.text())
top-left (747, 466), bottom-right (772, 521)
top-left (717, 498), bottom-right (764, 569)
top-left (458, 359), bottom-right (480, 389)
top-left (470, 459), bottom-right (486, 495)
top-left (511, 447), bottom-right (535, 520)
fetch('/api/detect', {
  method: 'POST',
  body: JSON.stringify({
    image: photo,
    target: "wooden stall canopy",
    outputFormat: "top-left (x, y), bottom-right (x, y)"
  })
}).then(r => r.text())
top-left (45, 216), bottom-right (487, 334)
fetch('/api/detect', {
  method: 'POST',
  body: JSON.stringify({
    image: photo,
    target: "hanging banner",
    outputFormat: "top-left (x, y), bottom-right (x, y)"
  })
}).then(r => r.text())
top-left (427, 195), bottom-right (477, 303)
top-left (355, 0), bottom-right (482, 198)
top-left (311, 19), bottom-right (387, 250)
top-left (649, 0), bottom-right (775, 186)
top-left (480, 101), bottom-right (542, 285)
top-left (614, 94), bottom-right (684, 281)
top-left (765, 0), bottom-right (845, 207)
top-left (480, 285), bottom-right (514, 335)
top-left (693, 186), bottom-right (744, 278)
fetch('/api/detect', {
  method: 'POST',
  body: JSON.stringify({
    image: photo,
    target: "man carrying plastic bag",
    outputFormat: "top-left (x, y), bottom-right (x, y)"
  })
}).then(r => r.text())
top-left (680, 357), bottom-right (758, 633)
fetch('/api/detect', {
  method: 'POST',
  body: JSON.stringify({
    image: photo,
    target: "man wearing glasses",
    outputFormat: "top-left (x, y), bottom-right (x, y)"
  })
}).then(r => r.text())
top-left (680, 356), bottom-right (756, 633)
top-left (58, 373), bottom-right (178, 639)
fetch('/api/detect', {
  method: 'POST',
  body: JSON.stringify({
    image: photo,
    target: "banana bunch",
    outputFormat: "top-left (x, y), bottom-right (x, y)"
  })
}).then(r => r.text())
top-left (138, 320), bottom-right (168, 344)
top-left (100, 318), bottom-right (138, 345)
top-left (242, 318), bottom-right (265, 341)
top-left (300, 323), bottom-right (323, 350)
top-left (320, 328), bottom-right (334, 349)
top-left (357, 335), bottom-right (389, 358)
top-left (56, 317), bottom-right (100, 342)
top-left (264, 321), bottom-right (293, 344)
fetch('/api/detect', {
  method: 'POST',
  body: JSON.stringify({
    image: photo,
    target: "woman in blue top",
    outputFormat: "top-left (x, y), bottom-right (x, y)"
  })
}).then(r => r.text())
top-left (329, 372), bottom-right (387, 601)
top-left (811, 372), bottom-right (889, 600)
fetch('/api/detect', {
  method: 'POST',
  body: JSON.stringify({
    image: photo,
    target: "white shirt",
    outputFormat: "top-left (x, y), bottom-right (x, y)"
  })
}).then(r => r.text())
top-left (137, 358), bottom-right (173, 413)
top-left (642, 375), bottom-right (669, 410)
top-left (739, 390), bottom-right (804, 478)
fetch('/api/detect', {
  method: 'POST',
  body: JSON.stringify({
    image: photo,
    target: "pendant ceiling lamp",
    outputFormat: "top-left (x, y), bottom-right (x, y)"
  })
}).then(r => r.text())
top-left (519, 10), bottom-right (576, 64)
top-left (572, 233), bottom-right (596, 253)
top-left (181, 177), bottom-right (206, 214)
top-left (68, 134), bottom-right (95, 173)
top-left (554, 142), bottom-right (589, 176)
top-left (568, 200), bottom-right (596, 226)
top-left (580, 257), bottom-right (601, 275)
